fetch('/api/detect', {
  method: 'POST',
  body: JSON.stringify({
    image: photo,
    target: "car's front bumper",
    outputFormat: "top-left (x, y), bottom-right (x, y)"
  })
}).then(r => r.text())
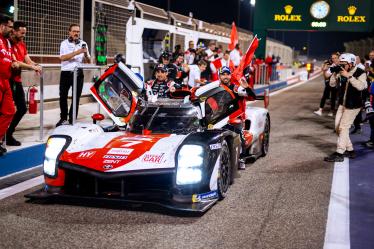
top-left (25, 188), bottom-right (217, 213)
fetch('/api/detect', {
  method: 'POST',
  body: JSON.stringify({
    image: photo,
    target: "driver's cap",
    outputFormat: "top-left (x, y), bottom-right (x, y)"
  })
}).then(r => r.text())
top-left (155, 64), bottom-right (167, 72)
top-left (219, 66), bottom-right (231, 75)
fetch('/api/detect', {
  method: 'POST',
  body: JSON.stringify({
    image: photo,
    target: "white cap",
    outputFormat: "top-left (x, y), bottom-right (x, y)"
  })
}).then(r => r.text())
top-left (339, 53), bottom-right (356, 66)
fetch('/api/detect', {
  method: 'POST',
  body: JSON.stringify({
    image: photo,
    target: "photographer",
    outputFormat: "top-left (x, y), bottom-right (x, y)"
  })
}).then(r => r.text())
top-left (56, 24), bottom-right (90, 127)
top-left (314, 52), bottom-right (340, 116)
top-left (324, 53), bottom-right (367, 162)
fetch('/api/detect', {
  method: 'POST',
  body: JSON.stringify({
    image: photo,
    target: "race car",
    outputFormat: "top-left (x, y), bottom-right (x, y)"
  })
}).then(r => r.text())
top-left (26, 59), bottom-right (270, 213)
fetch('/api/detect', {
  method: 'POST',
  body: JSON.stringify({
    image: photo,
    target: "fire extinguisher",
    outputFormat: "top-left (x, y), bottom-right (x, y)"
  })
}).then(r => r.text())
top-left (28, 85), bottom-right (38, 114)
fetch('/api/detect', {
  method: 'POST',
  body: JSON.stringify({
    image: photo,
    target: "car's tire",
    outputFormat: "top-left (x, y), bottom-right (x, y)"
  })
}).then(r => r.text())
top-left (217, 140), bottom-right (231, 200)
top-left (261, 115), bottom-right (270, 157)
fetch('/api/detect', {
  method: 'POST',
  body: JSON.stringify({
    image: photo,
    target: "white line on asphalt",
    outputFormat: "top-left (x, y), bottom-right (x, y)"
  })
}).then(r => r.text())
top-left (323, 159), bottom-right (350, 249)
top-left (0, 175), bottom-right (44, 201)
top-left (0, 164), bottom-right (43, 181)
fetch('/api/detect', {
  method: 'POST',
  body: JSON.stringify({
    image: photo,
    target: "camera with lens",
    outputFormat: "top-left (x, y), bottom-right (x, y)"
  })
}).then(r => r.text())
top-left (364, 100), bottom-right (374, 121)
top-left (324, 59), bottom-right (333, 65)
top-left (330, 65), bottom-right (343, 74)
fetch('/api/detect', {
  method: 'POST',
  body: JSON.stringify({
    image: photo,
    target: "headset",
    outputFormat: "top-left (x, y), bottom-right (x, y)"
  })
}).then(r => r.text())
top-left (68, 36), bottom-right (81, 44)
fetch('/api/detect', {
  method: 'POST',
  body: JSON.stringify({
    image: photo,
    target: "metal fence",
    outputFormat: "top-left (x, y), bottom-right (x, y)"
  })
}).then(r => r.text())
top-left (15, 0), bottom-right (83, 55)
top-left (93, 0), bottom-right (132, 57)
top-left (37, 64), bottom-right (104, 141)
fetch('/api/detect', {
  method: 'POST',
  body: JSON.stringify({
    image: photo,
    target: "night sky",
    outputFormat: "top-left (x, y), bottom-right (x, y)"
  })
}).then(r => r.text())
top-left (1, 0), bottom-right (372, 58)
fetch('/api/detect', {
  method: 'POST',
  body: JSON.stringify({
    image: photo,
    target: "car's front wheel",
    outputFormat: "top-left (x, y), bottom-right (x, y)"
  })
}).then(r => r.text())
top-left (217, 140), bottom-right (231, 200)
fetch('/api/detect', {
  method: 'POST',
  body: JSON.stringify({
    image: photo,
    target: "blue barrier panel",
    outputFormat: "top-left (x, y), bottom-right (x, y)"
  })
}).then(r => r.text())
top-left (0, 144), bottom-right (45, 178)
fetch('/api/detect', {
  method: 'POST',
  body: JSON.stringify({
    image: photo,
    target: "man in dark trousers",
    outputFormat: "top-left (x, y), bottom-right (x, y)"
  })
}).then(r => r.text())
top-left (57, 24), bottom-right (90, 127)
top-left (7, 21), bottom-right (41, 146)
top-left (0, 15), bottom-right (17, 156)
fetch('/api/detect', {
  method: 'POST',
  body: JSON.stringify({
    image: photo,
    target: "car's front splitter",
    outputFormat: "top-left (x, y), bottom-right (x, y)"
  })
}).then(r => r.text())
top-left (25, 188), bottom-right (218, 213)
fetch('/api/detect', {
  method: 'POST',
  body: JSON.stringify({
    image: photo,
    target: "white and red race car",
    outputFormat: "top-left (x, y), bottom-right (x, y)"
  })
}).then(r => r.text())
top-left (26, 59), bottom-right (270, 213)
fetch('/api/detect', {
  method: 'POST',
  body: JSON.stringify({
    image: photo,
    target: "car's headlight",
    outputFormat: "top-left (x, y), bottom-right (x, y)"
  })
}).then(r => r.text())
top-left (43, 137), bottom-right (67, 177)
top-left (176, 145), bottom-right (204, 185)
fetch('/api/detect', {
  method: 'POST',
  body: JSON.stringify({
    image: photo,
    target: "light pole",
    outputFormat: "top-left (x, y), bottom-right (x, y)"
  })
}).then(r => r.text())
top-left (167, 0), bottom-right (171, 24)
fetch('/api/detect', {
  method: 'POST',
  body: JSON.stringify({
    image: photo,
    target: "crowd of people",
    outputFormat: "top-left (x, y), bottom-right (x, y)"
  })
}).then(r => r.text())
top-left (149, 41), bottom-right (281, 90)
top-left (313, 50), bottom-right (374, 162)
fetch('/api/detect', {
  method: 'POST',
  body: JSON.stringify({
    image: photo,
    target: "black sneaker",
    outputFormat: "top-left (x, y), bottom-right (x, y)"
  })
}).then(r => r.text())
top-left (0, 144), bottom-right (7, 156)
top-left (6, 135), bottom-right (21, 146)
top-left (364, 141), bottom-right (374, 148)
top-left (56, 119), bottom-right (69, 127)
top-left (324, 152), bottom-right (344, 162)
top-left (344, 150), bottom-right (356, 159)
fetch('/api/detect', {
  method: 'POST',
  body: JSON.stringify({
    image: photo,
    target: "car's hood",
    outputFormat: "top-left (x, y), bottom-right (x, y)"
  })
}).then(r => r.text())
top-left (60, 132), bottom-right (187, 172)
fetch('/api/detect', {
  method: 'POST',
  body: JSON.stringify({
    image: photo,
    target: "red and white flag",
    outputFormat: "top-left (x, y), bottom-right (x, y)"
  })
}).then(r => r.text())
top-left (232, 35), bottom-right (259, 84)
top-left (228, 22), bottom-right (238, 51)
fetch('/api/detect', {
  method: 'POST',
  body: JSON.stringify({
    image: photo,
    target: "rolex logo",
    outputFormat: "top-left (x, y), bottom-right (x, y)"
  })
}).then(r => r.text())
top-left (348, 6), bottom-right (357, 16)
top-left (284, 5), bottom-right (293, 15)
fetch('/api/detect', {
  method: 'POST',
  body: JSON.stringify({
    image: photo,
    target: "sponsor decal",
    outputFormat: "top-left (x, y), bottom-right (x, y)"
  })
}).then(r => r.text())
top-left (103, 165), bottom-right (113, 170)
top-left (107, 148), bottom-right (133, 155)
top-left (192, 191), bottom-right (219, 203)
top-left (142, 153), bottom-right (165, 164)
top-left (210, 143), bottom-right (222, 150)
top-left (77, 151), bottom-right (96, 159)
top-left (337, 6), bottom-right (366, 23)
top-left (103, 160), bottom-right (121, 164)
top-left (274, 5), bottom-right (302, 22)
top-left (103, 155), bottom-right (127, 159)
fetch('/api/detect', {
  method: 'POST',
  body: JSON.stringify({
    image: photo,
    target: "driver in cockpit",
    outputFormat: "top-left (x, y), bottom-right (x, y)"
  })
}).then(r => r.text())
top-left (145, 64), bottom-right (177, 101)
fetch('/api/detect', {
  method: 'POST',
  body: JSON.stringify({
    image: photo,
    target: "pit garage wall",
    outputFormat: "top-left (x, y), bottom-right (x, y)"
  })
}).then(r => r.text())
top-left (126, 17), bottom-right (231, 78)
top-left (266, 39), bottom-right (293, 66)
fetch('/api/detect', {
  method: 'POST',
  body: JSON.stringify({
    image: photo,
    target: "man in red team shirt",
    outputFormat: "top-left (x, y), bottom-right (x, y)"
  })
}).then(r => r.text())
top-left (7, 21), bottom-right (41, 146)
top-left (0, 15), bottom-right (17, 156)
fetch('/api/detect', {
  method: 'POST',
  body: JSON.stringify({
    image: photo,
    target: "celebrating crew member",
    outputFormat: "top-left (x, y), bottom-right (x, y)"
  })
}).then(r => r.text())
top-left (7, 21), bottom-right (41, 146)
top-left (205, 40), bottom-right (217, 62)
top-left (187, 60), bottom-right (207, 88)
top-left (56, 24), bottom-right (90, 127)
top-left (146, 64), bottom-right (176, 101)
top-left (0, 15), bottom-right (17, 156)
top-left (324, 53), bottom-right (367, 162)
top-left (218, 66), bottom-right (256, 169)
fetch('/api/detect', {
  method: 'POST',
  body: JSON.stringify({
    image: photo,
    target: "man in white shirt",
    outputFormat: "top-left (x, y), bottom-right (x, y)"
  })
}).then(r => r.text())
top-left (205, 41), bottom-right (217, 62)
top-left (230, 44), bottom-right (242, 67)
top-left (57, 24), bottom-right (90, 127)
top-left (187, 60), bottom-right (207, 88)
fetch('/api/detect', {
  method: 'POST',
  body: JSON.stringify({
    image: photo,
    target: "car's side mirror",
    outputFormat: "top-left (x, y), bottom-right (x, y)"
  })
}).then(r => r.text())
top-left (91, 113), bottom-right (105, 124)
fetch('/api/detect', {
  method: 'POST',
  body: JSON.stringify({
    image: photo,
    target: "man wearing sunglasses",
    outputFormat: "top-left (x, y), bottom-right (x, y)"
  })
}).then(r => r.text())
top-left (325, 53), bottom-right (367, 162)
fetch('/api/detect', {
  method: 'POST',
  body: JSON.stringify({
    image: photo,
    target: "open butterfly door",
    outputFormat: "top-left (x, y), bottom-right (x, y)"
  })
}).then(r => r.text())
top-left (90, 62), bottom-right (144, 126)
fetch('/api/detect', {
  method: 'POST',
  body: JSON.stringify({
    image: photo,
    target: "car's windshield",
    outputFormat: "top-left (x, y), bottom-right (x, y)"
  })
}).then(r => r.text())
top-left (129, 105), bottom-right (200, 134)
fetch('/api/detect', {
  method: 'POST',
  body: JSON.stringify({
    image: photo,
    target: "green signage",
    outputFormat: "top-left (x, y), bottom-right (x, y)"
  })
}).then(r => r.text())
top-left (95, 24), bottom-right (108, 65)
top-left (253, 0), bottom-right (374, 57)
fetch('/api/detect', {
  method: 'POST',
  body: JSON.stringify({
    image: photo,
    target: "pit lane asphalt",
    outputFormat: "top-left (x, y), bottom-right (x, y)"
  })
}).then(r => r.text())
top-left (0, 75), bottom-right (336, 249)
